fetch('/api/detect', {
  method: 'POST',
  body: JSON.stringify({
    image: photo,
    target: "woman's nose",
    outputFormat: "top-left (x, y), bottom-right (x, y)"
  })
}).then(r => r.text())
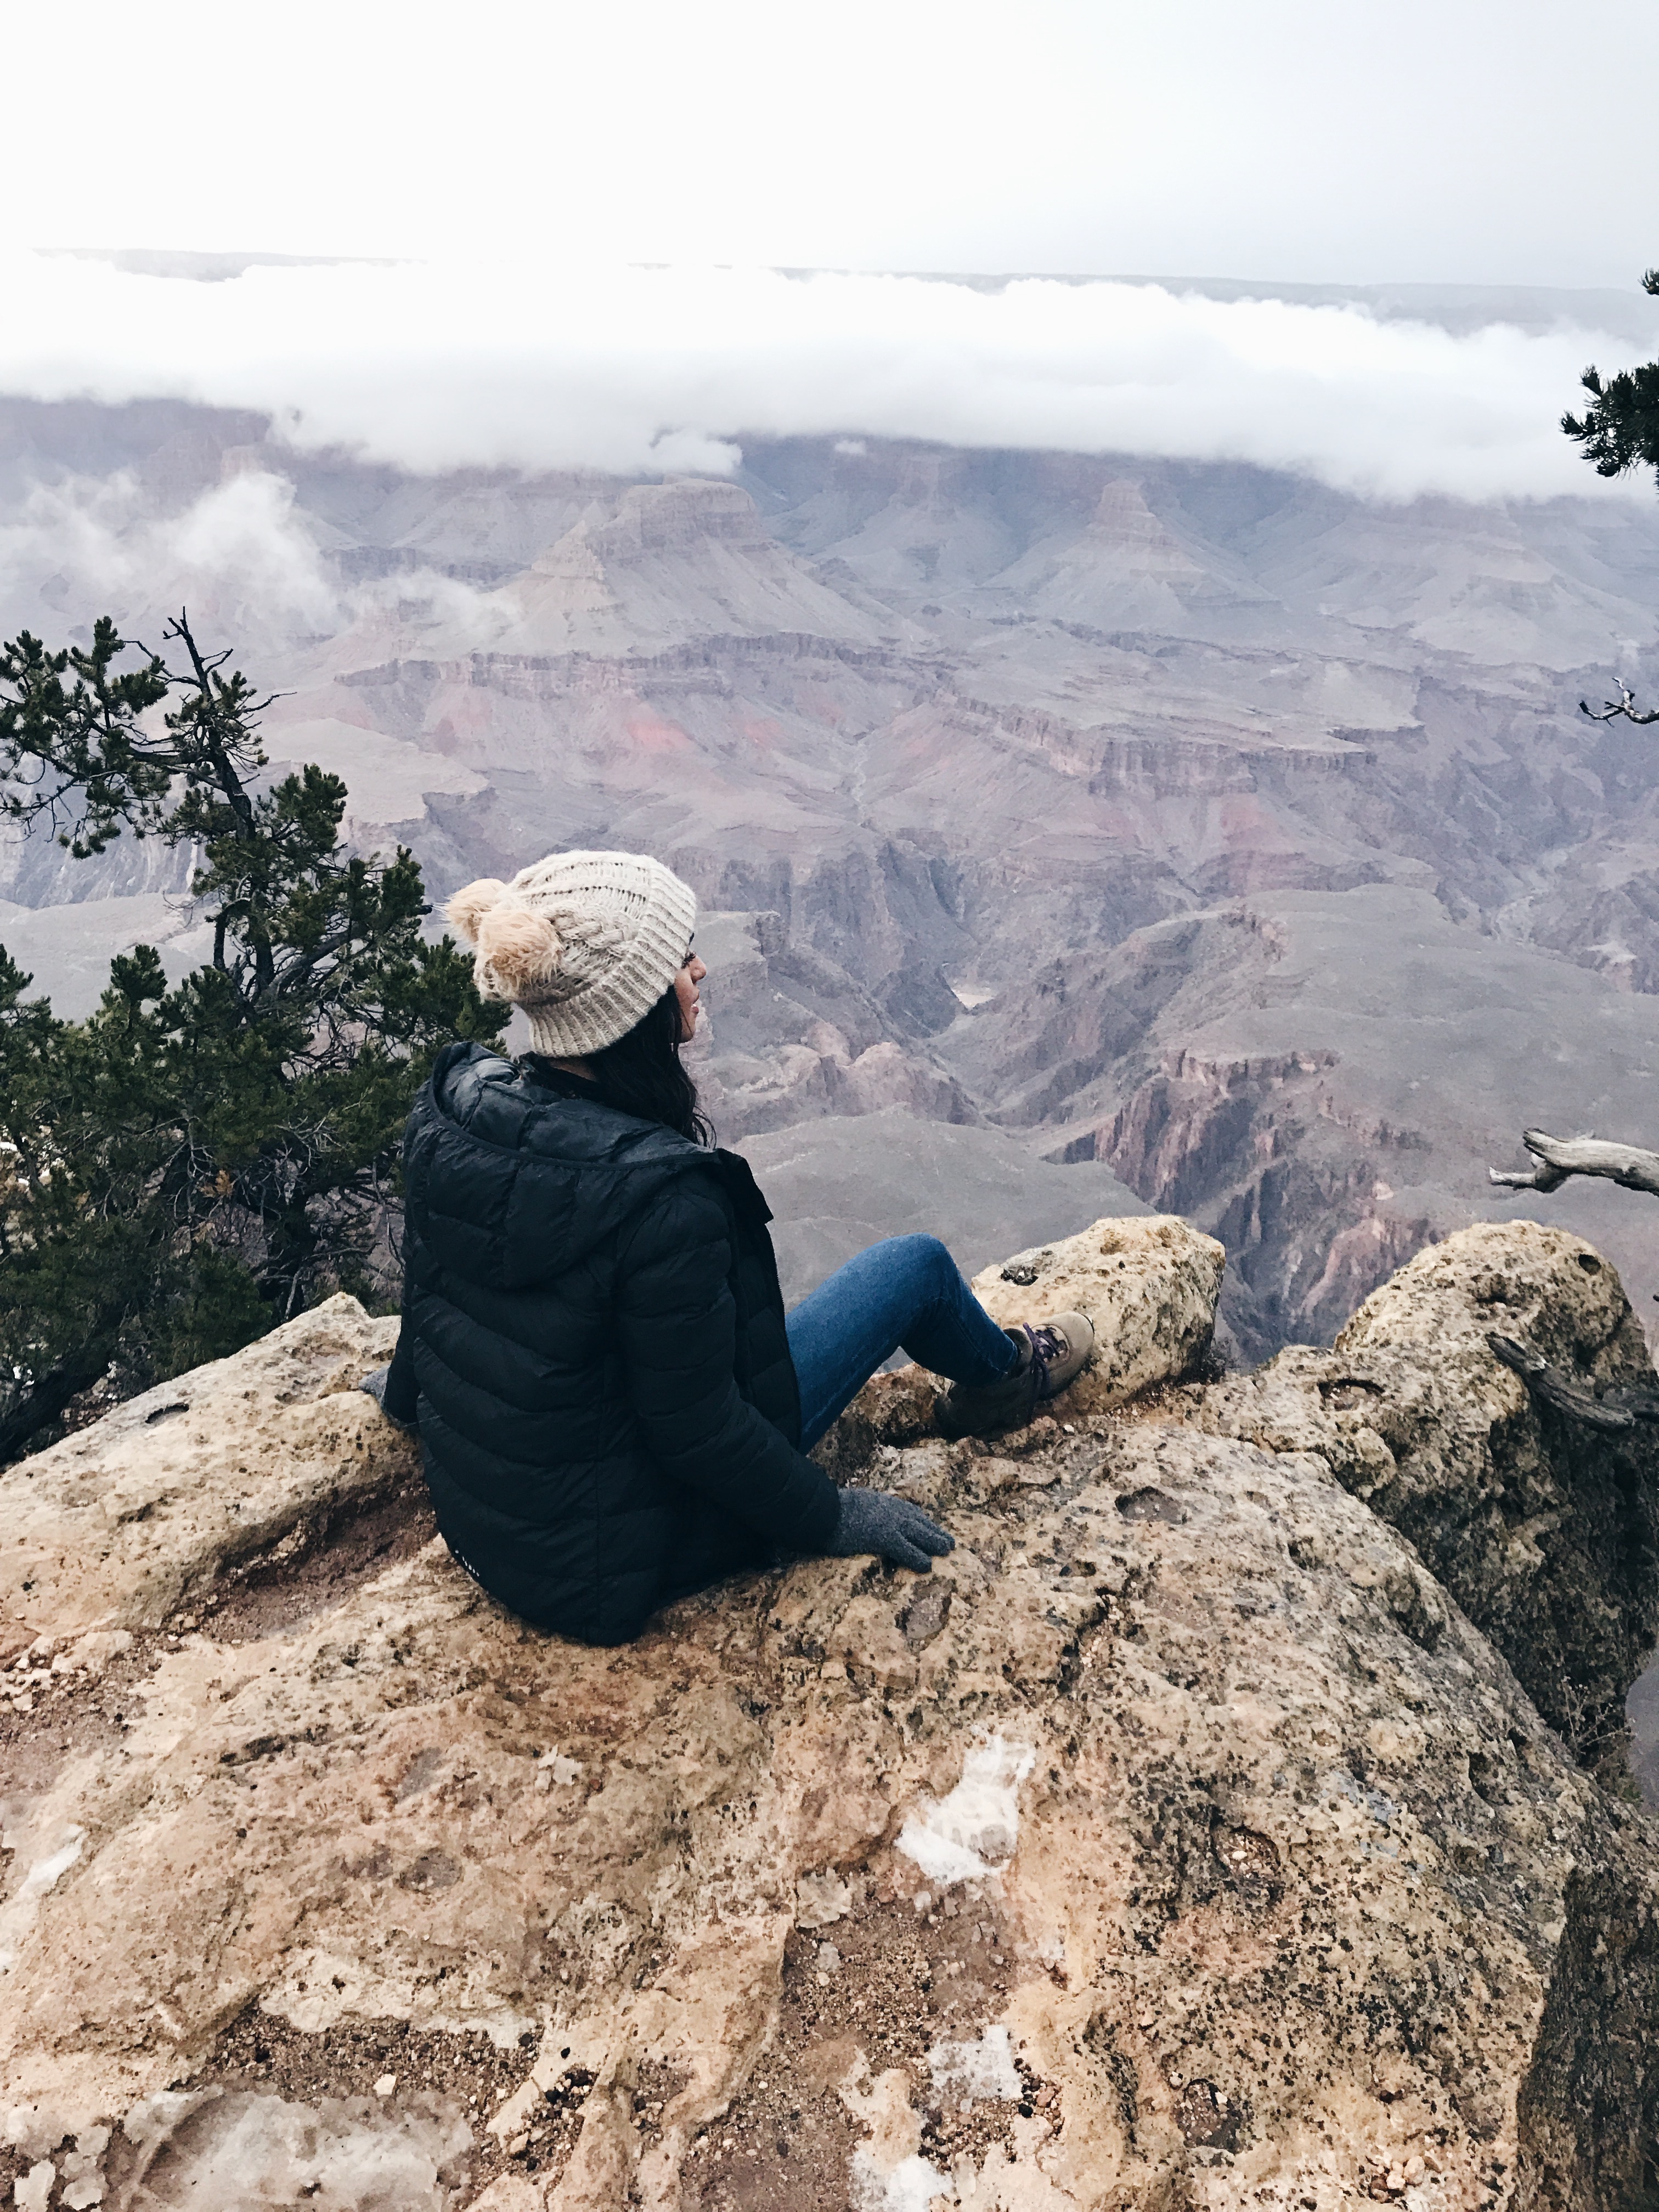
top-left (690, 957), bottom-right (707, 981)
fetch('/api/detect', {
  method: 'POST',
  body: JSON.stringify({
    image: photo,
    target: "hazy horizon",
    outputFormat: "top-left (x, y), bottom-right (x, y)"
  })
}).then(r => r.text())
top-left (9, 0), bottom-right (1658, 510)
top-left (10, 1), bottom-right (1659, 286)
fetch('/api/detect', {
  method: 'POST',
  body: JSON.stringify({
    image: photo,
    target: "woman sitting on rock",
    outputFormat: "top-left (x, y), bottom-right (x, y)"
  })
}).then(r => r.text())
top-left (363, 849), bottom-right (1093, 1645)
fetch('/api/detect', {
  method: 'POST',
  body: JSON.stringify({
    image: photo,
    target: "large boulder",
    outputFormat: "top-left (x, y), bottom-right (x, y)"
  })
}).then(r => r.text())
top-left (1201, 1221), bottom-right (1659, 1770)
top-left (0, 1294), bottom-right (408, 1662)
top-left (968, 1214), bottom-right (1225, 1415)
top-left (2, 1217), bottom-right (1658, 2211)
top-left (807, 1213), bottom-right (1225, 1483)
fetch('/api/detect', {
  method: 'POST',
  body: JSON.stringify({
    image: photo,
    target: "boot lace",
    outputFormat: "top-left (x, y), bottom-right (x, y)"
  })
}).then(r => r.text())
top-left (1019, 1323), bottom-right (1051, 1412)
top-left (1029, 1321), bottom-right (1071, 1367)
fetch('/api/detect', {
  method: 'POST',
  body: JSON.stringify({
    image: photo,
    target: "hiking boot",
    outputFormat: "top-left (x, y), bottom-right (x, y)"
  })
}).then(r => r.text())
top-left (935, 1312), bottom-right (1096, 1438)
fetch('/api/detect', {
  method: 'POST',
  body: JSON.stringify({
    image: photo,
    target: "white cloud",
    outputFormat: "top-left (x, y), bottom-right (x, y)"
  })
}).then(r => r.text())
top-left (0, 455), bottom-right (514, 662)
top-left (0, 251), bottom-right (1651, 506)
top-left (0, 466), bottom-right (338, 644)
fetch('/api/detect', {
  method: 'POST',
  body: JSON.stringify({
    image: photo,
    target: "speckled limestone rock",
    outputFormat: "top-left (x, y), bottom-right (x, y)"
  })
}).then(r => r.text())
top-left (1200, 1221), bottom-right (1659, 1768)
top-left (0, 1293), bottom-right (408, 1663)
top-left (970, 1214), bottom-right (1226, 1414)
top-left (2, 1221), bottom-right (1657, 2212)
top-left (805, 1213), bottom-right (1224, 1483)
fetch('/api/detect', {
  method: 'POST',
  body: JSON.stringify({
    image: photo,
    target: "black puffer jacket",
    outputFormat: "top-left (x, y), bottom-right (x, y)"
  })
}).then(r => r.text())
top-left (385, 1041), bottom-right (839, 1644)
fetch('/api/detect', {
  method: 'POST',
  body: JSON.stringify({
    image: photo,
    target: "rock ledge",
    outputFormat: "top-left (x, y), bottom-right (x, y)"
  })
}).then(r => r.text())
top-left (3, 1218), bottom-right (1659, 2210)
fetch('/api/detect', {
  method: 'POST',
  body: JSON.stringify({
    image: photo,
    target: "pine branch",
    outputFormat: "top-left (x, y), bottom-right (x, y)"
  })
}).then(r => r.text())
top-left (0, 611), bottom-right (506, 1457)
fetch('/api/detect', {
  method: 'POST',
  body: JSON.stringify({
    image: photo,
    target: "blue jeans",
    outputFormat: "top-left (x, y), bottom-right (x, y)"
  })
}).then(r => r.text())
top-left (786, 1234), bottom-right (1019, 1451)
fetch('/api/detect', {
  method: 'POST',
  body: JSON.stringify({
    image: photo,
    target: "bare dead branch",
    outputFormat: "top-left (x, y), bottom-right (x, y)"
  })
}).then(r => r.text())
top-left (1580, 683), bottom-right (1659, 725)
top-left (1602, 1382), bottom-right (1659, 1418)
top-left (1487, 1331), bottom-right (1638, 1431)
top-left (1488, 1127), bottom-right (1659, 1198)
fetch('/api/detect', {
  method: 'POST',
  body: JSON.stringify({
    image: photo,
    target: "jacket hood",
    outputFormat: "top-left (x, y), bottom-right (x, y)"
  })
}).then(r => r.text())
top-left (407, 1040), bottom-right (730, 1291)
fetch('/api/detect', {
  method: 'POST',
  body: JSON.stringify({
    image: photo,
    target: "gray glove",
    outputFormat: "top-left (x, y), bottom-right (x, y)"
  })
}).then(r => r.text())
top-left (359, 1365), bottom-right (416, 1435)
top-left (831, 1488), bottom-right (954, 1573)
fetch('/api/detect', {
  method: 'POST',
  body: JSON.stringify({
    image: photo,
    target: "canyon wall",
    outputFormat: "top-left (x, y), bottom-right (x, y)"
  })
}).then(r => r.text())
top-left (8, 406), bottom-right (1659, 1347)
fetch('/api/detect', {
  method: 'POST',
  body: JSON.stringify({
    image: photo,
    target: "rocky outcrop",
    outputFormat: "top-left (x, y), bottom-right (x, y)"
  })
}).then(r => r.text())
top-left (969, 1215), bottom-right (1224, 1416)
top-left (1090, 1041), bottom-right (1437, 1359)
top-left (682, 904), bottom-right (985, 1146)
top-left (3, 1219), bottom-right (1659, 2210)
top-left (705, 1024), bottom-right (980, 1141)
top-left (805, 1214), bottom-right (1222, 1481)
top-left (0, 1297), bottom-right (404, 1660)
top-left (941, 913), bottom-right (1460, 1365)
top-left (1203, 1222), bottom-right (1659, 1770)
top-left (944, 876), bottom-right (1659, 1373)
top-left (480, 481), bottom-right (896, 658)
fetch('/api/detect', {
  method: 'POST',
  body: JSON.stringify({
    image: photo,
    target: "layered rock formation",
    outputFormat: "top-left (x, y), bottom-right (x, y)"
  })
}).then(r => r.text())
top-left (11, 402), bottom-right (1659, 1364)
top-left (956, 887), bottom-right (1659, 1362)
top-left (5, 1214), bottom-right (1659, 2209)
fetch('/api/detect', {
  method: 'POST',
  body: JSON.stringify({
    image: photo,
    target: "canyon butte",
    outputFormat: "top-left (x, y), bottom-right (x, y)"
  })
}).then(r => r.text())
top-left (5, 1211), bottom-right (1659, 2209)
top-left (8, 290), bottom-right (1659, 1361)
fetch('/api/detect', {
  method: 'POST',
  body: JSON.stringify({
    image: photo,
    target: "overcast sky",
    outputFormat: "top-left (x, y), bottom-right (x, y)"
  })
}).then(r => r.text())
top-left (9, 0), bottom-right (1659, 284)
top-left (4, 1), bottom-right (1659, 504)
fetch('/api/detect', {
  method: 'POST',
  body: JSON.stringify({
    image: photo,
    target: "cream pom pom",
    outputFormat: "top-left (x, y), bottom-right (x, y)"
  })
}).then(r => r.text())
top-left (445, 878), bottom-right (509, 949)
top-left (474, 903), bottom-right (566, 1002)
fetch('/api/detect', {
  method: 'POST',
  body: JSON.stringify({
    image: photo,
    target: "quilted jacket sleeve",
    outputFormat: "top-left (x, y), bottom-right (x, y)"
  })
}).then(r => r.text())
top-left (381, 1252), bottom-right (421, 1427)
top-left (616, 1176), bottom-right (839, 1553)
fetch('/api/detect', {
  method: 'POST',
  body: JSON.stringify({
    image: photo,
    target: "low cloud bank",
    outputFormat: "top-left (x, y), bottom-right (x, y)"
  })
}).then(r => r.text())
top-left (0, 469), bottom-right (336, 638)
top-left (0, 465), bottom-right (499, 663)
top-left (0, 251), bottom-right (1651, 504)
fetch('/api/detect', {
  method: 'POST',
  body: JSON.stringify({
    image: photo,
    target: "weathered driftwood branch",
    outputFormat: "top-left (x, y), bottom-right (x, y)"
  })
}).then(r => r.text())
top-left (1486, 1331), bottom-right (1656, 1431)
top-left (1581, 684), bottom-right (1659, 726)
top-left (1488, 1128), bottom-right (1659, 1198)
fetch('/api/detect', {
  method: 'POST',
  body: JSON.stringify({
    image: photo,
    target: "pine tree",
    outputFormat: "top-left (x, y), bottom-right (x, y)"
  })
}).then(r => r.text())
top-left (1565, 269), bottom-right (1659, 726)
top-left (0, 613), bottom-right (505, 1461)
top-left (1563, 269), bottom-right (1659, 484)
top-left (1492, 269), bottom-right (1659, 1232)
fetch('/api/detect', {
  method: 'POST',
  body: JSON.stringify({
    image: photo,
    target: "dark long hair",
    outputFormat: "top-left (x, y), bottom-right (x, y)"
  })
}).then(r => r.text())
top-left (529, 982), bottom-right (713, 1146)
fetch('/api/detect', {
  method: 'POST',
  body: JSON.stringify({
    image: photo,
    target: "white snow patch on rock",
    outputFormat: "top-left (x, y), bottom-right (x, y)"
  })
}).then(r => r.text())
top-left (0, 1827), bottom-right (84, 1974)
top-left (18, 1829), bottom-right (84, 1903)
top-left (849, 2147), bottom-right (952, 2210)
top-left (115, 2090), bottom-right (471, 2209)
top-left (896, 1737), bottom-right (1035, 1884)
top-left (927, 2024), bottom-right (1022, 2104)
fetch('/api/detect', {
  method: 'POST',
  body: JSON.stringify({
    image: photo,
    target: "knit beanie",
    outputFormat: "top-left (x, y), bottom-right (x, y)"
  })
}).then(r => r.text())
top-left (447, 850), bottom-right (698, 1059)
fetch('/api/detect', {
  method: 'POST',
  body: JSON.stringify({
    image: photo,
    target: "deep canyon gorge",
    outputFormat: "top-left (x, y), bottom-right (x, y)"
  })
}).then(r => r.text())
top-left (13, 279), bottom-right (1659, 2209)
top-left (8, 348), bottom-right (1659, 1363)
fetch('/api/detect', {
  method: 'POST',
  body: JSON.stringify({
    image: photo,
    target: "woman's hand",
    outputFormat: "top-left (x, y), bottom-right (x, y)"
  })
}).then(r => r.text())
top-left (359, 1364), bottom-right (416, 1435)
top-left (830, 1487), bottom-right (954, 1573)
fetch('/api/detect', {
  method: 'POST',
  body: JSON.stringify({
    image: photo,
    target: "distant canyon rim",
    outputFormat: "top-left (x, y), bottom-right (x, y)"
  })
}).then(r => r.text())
top-left (6, 364), bottom-right (1659, 1366)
